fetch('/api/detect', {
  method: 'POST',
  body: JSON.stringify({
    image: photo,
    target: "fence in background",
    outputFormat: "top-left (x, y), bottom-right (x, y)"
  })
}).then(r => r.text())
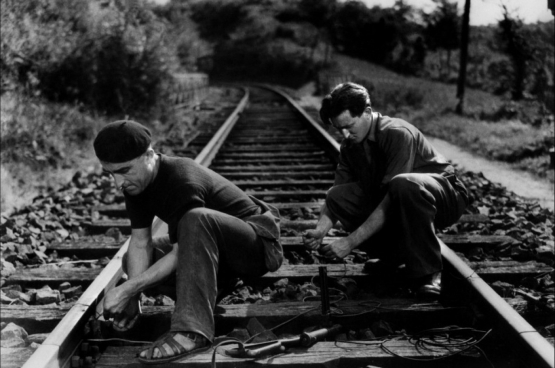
top-left (169, 73), bottom-right (209, 108)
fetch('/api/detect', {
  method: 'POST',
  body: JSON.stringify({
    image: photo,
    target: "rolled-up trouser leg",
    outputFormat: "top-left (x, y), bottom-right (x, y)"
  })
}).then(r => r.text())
top-left (171, 208), bottom-right (267, 341)
top-left (387, 173), bottom-right (467, 278)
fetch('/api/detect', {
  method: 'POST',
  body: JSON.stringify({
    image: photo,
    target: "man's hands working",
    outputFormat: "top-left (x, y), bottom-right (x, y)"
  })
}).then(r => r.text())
top-left (304, 194), bottom-right (390, 259)
top-left (303, 230), bottom-right (355, 259)
top-left (103, 283), bottom-right (140, 331)
top-left (303, 203), bottom-right (358, 259)
top-left (303, 228), bottom-right (326, 250)
top-left (320, 237), bottom-right (355, 259)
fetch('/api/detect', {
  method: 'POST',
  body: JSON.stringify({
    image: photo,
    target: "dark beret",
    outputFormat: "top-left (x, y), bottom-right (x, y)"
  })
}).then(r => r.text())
top-left (93, 120), bottom-right (152, 163)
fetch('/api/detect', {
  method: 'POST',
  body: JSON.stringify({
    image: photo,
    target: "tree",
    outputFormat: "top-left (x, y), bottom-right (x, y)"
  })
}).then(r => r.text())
top-left (329, 0), bottom-right (413, 65)
top-left (190, 0), bottom-right (248, 43)
top-left (497, 6), bottom-right (532, 100)
top-left (423, 0), bottom-right (460, 79)
top-left (455, 0), bottom-right (470, 114)
top-left (278, 0), bottom-right (337, 66)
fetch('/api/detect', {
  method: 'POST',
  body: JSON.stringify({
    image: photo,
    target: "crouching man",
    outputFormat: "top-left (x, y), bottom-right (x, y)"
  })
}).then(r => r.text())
top-left (304, 83), bottom-right (469, 298)
top-left (94, 120), bottom-right (283, 364)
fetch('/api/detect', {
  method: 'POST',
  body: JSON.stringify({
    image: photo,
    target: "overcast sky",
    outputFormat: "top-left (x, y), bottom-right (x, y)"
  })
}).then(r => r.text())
top-left (359, 0), bottom-right (554, 25)
top-left (148, 0), bottom-right (554, 26)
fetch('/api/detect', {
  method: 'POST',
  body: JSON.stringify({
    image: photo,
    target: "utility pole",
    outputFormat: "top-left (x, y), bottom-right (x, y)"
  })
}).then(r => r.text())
top-left (456, 0), bottom-right (471, 114)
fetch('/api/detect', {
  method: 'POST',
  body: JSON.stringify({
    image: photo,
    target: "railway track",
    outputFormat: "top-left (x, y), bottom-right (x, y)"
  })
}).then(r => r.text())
top-left (2, 86), bottom-right (553, 368)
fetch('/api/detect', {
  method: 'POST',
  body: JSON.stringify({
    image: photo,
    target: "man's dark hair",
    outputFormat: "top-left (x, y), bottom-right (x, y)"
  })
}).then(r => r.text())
top-left (319, 82), bottom-right (371, 125)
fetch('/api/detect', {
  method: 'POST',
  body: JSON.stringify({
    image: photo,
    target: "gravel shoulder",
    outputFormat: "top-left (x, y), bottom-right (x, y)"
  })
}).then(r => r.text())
top-left (430, 137), bottom-right (554, 211)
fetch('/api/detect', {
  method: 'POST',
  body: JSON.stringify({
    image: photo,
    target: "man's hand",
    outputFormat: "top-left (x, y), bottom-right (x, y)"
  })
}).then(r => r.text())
top-left (103, 284), bottom-right (140, 331)
top-left (320, 237), bottom-right (355, 259)
top-left (303, 229), bottom-right (327, 250)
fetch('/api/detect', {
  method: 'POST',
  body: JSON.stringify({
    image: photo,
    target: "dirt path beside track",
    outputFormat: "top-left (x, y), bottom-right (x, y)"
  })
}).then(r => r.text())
top-left (430, 137), bottom-right (554, 211)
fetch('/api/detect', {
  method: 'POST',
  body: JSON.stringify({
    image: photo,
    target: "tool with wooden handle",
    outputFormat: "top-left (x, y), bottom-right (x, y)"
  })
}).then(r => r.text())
top-left (226, 324), bottom-right (343, 358)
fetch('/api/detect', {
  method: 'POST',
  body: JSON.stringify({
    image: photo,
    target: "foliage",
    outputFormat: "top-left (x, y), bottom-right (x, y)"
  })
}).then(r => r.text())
top-left (0, 91), bottom-right (107, 182)
top-left (497, 8), bottom-right (532, 100)
top-left (330, 1), bottom-right (405, 65)
top-left (423, 0), bottom-right (460, 51)
top-left (152, 2), bottom-right (213, 72)
top-left (496, 7), bottom-right (554, 106)
top-left (189, 0), bottom-right (248, 42)
top-left (353, 77), bottom-right (424, 113)
top-left (324, 54), bottom-right (553, 182)
top-left (187, 0), bottom-right (326, 87)
top-left (421, 0), bottom-right (459, 79)
top-left (1, 0), bottom-right (178, 116)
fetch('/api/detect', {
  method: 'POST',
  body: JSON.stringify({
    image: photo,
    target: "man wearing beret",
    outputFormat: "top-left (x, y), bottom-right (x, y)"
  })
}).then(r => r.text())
top-left (94, 120), bottom-right (283, 364)
top-left (304, 83), bottom-right (468, 298)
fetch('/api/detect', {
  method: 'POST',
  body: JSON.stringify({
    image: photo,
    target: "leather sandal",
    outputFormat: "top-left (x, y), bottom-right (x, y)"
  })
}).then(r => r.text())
top-left (138, 332), bottom-right (210, 365)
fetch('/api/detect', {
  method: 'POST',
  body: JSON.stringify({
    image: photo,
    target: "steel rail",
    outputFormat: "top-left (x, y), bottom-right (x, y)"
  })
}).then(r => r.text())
top-left (260, 84), bottom-right (554, 368)
top-left (22, 87), bottom-right (250, 368)
top-left (441, 241), bottom-right (555, 368)
top-left (260, 85), bottom-right (340, 154)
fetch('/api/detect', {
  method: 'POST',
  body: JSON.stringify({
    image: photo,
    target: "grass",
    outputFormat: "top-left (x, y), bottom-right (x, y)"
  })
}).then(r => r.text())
top-left (321, 54), bottom-right (554, 183)
top-left (0, 86), bottom-right (240, 216)
top-left (0, 92), bottom-right (108, 214)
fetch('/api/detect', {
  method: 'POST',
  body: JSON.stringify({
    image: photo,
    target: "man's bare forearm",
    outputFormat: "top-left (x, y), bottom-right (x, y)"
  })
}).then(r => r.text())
top-left (316, 203), bottom-right (337, 234)
top-left (123, 230), bottom-right (176, 299)
top-left (127, 240), bottom-right (153, 280)
top-left (346, 194), bottom-right (390, 249)
top-left (122, 246), bottom-right (177, 296)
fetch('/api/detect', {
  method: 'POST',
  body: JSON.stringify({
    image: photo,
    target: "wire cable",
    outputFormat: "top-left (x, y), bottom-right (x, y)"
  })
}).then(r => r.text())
top-left (333, 326), bottom-right (494, 368)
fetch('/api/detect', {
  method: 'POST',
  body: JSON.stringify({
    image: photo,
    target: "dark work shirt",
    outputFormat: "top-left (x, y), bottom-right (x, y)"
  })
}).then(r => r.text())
top-left (125, 155), bottom-right (262, 243)
top-left (335, 114), bottom-right (453, 203)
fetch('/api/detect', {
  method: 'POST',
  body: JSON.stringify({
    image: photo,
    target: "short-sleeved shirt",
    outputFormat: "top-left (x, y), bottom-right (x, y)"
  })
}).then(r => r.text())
top-left (124, 154), bottom-right (282, 270)
top-left (335, 113), bottom-right (454, 205)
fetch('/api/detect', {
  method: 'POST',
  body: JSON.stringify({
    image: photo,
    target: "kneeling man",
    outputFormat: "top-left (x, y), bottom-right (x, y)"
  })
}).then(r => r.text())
top-left (304, 83), bottom-right (468, 298)
top-left (94, 120), bottom-right (283, 364)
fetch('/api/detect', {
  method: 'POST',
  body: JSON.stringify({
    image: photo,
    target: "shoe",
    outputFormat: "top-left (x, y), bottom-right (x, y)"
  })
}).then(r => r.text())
top-left (363, 259), bottom-right (404, 277)
top-left (138, 331), bottom-right (211, 365)
top-left (411, 272), bottom-right (441, 299)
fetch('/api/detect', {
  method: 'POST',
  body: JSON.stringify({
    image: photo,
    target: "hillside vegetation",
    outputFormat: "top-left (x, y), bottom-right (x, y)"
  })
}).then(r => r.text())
top-left (322, 55), bottom-right (553, 183)
top-left (1, 0), bottom-right (553, 215)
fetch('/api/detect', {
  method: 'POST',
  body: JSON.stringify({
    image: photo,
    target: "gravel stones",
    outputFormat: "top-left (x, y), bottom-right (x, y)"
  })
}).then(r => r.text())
top-left (36, 286), bottom-right (61, 305)
top-left (1, 323), bottom-right (29, 348)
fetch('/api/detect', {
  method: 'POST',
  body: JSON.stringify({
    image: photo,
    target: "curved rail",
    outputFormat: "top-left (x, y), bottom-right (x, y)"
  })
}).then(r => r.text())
top-left (22, 88), bottom-right (250, 368)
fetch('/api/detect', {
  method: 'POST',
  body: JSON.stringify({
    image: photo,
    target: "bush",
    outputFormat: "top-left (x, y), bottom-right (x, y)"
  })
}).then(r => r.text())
top-left (0, 92), bottom-right (106, 169)
top-left (189, 0), bottom-right (325, 87)
top-left (1, 0), bottom-right (177, 116)
top-left (353, 77), bottom-right (424, 114)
